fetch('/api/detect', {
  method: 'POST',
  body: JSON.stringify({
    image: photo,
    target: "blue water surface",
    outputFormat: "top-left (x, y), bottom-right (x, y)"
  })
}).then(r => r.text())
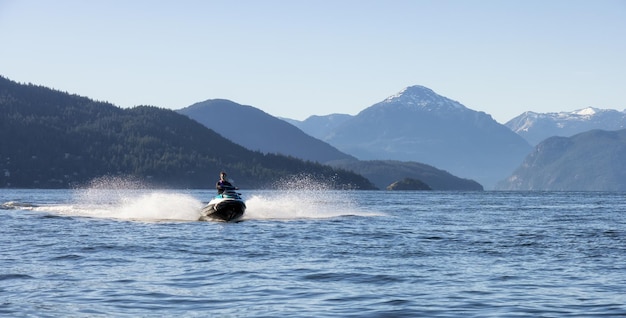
top-left (1, 189), bottom-right (625, 317)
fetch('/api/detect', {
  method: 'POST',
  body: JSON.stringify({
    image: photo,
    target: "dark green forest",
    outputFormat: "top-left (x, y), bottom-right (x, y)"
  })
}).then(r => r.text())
top-left (0, 76), bottom-right (376, 189)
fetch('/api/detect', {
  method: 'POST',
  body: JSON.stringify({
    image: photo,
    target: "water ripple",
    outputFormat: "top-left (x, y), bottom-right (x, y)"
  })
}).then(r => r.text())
top-left (2, 190), bottom-right (626, 316)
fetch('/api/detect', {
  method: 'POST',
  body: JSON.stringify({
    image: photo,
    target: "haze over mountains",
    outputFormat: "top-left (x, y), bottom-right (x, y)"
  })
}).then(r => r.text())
top-left (4, 73), bottom-right (626, 191)
top-left (177, 99), bottom-right (355, 164)
top-left (288, 86), bottom-right (532, 189)
top-left (497, 129), bottom-right (626, 191)
top-left (286, 88), bottom-right (626, 191)
top-left (178, 99), bottom-right (482, 190)
top-left (282, 114), bottom-right (352, 141)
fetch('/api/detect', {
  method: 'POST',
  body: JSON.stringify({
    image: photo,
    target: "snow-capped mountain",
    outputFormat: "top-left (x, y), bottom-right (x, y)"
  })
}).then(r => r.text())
top-left (317, 85), bottom-right (532, 189)
top-left (378, 85), bottom-right (466, 112)
top-left (506, 107), bottom-right (626, 145)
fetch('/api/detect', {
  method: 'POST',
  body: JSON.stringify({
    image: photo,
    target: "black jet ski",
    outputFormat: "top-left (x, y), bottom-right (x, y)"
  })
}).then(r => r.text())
top-left (200, 189), bottom-right (246, 222)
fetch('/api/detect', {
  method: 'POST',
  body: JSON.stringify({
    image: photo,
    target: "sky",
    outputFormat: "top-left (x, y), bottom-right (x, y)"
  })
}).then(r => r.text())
top-left (1, 0), bottom-right (625, 123)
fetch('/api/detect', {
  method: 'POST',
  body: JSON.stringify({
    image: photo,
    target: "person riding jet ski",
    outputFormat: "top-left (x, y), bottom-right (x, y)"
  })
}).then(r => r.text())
top-left (216, 171), bottom-right (238, 194)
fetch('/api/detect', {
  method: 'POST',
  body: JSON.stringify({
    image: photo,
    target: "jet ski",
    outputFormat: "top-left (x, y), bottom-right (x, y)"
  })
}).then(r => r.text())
top-left (200, 189), bottom-right (246, 222)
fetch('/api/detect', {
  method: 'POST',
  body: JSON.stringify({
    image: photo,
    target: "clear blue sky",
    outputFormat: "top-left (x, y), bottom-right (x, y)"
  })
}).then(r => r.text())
top-left (1, 0), bottom-right (624, 123)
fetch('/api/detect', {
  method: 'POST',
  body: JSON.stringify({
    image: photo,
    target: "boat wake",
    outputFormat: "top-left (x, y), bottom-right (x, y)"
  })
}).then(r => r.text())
top-left (243, 191), bottom-right (383, 220)
top-left (12, 190), bottom-right (380, 222)
top-left (4, 176), bottom-right (383, 222)
top-left (37, 190), bottom-right (203, 222)
top-left (12, 176), bottom-right (205, 222)
top-left (242, 174), bottom-right (383, 220)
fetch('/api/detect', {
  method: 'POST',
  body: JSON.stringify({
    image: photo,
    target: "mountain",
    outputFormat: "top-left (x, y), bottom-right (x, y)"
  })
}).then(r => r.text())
top-left (386, 178), bottom-right (432, 191)
top-left (0, 76), bottom-right (375, 189)
top-left (284, 113), bottom-right (353, 141)
top-left (178, 99), bottom-right (355, 163)
top-left (181, 98), bottom-right (483, 190)
top-left (506, 107), bottom-right (626, 146)
top-left (328, 159), bottom-right (483, 191)
top-left (496, 129), bottom-right (626, 191)
top-left (316, 86), bottom-right (532, 189)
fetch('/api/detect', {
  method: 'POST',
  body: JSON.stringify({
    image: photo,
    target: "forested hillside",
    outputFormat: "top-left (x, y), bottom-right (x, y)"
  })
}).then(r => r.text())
top-left (497, 129), bottom-right (626, 191)
top-left (328, 159), bottom-right (483, 191)
top-left (0, 76), bottom-right (375, 189)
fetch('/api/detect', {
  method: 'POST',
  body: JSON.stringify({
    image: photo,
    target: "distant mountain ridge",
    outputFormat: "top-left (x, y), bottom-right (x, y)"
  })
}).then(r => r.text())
top-left (293, 86), bottom-right (532, 189)
top-left (497, 129), bottom-right (626, 191)
top-left (506, 107), bottom-right (626, 145)
top-left (282, 113), bottom-right (353, 141)
top-left (178, 100), bottom-right (355, 164)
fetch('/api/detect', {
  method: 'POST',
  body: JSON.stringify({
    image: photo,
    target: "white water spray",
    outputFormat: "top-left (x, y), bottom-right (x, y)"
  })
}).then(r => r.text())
top-left (243, 174), bottom-right (382, 220)
top-left (37, 176), bottom-right (203, 221)
top-left (28, 175), bottom-right (382, 222)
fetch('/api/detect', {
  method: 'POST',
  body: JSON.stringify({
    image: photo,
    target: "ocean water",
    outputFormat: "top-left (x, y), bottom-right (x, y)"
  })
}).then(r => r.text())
top-left (1, 187), bottom-right (626, 317)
